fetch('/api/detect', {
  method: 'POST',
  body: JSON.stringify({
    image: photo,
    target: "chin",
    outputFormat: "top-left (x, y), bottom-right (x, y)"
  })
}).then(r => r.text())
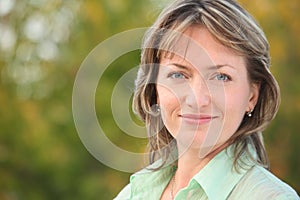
top-left (177, 135), bottom-right (228, 157)
top-left (176, 135), bottom-right (209, 150)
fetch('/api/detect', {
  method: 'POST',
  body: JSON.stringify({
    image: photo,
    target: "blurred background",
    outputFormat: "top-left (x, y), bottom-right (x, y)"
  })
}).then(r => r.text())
top-left (0, 0), bottom-right (299, 199)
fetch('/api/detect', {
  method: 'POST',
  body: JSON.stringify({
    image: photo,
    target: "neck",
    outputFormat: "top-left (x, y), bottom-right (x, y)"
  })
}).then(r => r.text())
top-left (173, 143), bottom-right (228, 190)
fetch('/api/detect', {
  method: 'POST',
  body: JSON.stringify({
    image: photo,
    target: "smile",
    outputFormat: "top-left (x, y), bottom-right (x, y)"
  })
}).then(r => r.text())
top-left (179, 114), bottom-right (217, 125)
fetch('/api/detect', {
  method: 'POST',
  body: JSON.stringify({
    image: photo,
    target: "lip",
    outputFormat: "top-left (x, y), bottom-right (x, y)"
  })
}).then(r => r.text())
top-left (179, 114), bottom-right (217, 125)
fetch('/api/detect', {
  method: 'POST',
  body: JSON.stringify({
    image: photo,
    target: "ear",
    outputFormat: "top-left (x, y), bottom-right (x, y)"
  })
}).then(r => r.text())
top-left (248, 83), bottom-right (260, 111)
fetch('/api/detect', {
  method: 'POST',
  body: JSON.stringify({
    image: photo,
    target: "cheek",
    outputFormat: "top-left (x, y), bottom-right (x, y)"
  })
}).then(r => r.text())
top-left (157, 85), bottom-right (181, 110)
top-left (222, 90), bottom-right (249, 136)
top-left (157, 86), bottom-right (181, 135)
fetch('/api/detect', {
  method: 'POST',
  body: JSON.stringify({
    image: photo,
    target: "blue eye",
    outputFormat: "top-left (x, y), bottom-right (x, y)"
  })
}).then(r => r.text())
top-left (215, 73), bottom-right (230, 81)
top-left (169, 72), bottom-right (187, 79)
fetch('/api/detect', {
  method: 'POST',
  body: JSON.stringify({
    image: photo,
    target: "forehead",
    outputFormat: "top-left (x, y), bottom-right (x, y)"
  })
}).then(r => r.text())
top-left (159, 25), bottom-right (245, 71)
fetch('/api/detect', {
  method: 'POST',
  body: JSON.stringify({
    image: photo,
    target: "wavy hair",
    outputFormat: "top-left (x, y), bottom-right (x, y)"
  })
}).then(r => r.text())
top-left (133, 0), bottom-right (280, 170)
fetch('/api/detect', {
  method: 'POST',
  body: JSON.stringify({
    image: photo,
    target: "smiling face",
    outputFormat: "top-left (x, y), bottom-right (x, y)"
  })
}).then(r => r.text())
top-left (156, 25), bottom-right (259, 155)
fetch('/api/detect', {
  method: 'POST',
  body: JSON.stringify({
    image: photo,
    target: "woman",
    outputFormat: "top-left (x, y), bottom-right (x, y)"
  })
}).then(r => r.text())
top-left (115, 0), bottom-right (299, 199)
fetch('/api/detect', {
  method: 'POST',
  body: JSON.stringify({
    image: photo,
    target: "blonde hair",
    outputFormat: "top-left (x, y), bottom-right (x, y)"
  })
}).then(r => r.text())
top-left (133, 0), bottom-right (280, 170)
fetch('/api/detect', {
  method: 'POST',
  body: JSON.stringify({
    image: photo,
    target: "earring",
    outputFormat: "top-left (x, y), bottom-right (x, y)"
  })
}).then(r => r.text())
top-left (151, 104), bottom-right (161, 116)
top-left (246, 110), bottom-right (253, 117)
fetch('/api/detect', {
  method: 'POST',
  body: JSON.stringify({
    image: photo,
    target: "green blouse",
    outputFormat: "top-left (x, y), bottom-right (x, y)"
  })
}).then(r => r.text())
top-left (114, 145), bottom-right (299, 200)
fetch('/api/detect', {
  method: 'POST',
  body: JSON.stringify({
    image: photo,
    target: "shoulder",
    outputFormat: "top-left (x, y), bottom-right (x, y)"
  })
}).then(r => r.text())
top-left (113, 160), bottom-right (174, 199)
top-left (113, 183), bottom-right (131, 200)
top-left (230, 165), bottom-right (299, 200)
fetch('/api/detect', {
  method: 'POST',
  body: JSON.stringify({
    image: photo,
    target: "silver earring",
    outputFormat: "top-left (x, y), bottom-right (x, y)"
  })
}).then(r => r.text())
top-left (247, 110), bottom-right (253, 117)
top-left (151, 104), bottom-right (161, 116)
top-left (156, 105), bottom-right (161, 112)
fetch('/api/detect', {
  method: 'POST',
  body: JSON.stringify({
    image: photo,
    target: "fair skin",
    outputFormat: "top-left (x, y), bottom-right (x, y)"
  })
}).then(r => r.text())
top-left (157, 25), bottom-right (259, 199)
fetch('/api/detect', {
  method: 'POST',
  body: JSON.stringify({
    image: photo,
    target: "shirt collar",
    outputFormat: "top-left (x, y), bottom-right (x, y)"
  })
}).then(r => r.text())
top-left (130, 160), bottom-right (175, 199)
top-left (193, 145), bottom-right (256, 200)
top-left (130, 144), bottom-right (257, 199)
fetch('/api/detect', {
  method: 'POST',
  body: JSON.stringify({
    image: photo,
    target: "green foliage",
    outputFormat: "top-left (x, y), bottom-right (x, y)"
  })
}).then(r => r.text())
top-left (0, 0), bottom-right (299, 199)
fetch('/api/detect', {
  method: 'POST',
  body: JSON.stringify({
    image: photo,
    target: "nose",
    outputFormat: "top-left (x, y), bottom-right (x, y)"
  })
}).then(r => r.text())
top-left (185, 77), bottom-right (211, 109)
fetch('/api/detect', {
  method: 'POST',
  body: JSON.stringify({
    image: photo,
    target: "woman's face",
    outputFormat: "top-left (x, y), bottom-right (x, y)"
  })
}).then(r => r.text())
top-left (156, 25), bottom-right (259, 155)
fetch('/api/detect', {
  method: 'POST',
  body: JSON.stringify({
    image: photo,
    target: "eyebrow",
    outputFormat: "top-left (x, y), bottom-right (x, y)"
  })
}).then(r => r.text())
top-left (207, 64), bottom-right (237, 71)
top-left (169, 63), bottom-right (190, 70)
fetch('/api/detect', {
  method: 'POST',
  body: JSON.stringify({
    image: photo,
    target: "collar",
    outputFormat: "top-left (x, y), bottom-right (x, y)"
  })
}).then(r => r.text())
top-left (130, 144), bottom-right (257, 199)
top-left (130, 160), bottom-right (175, 199)
top-left (193, 145), bottom-right (256, 200)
